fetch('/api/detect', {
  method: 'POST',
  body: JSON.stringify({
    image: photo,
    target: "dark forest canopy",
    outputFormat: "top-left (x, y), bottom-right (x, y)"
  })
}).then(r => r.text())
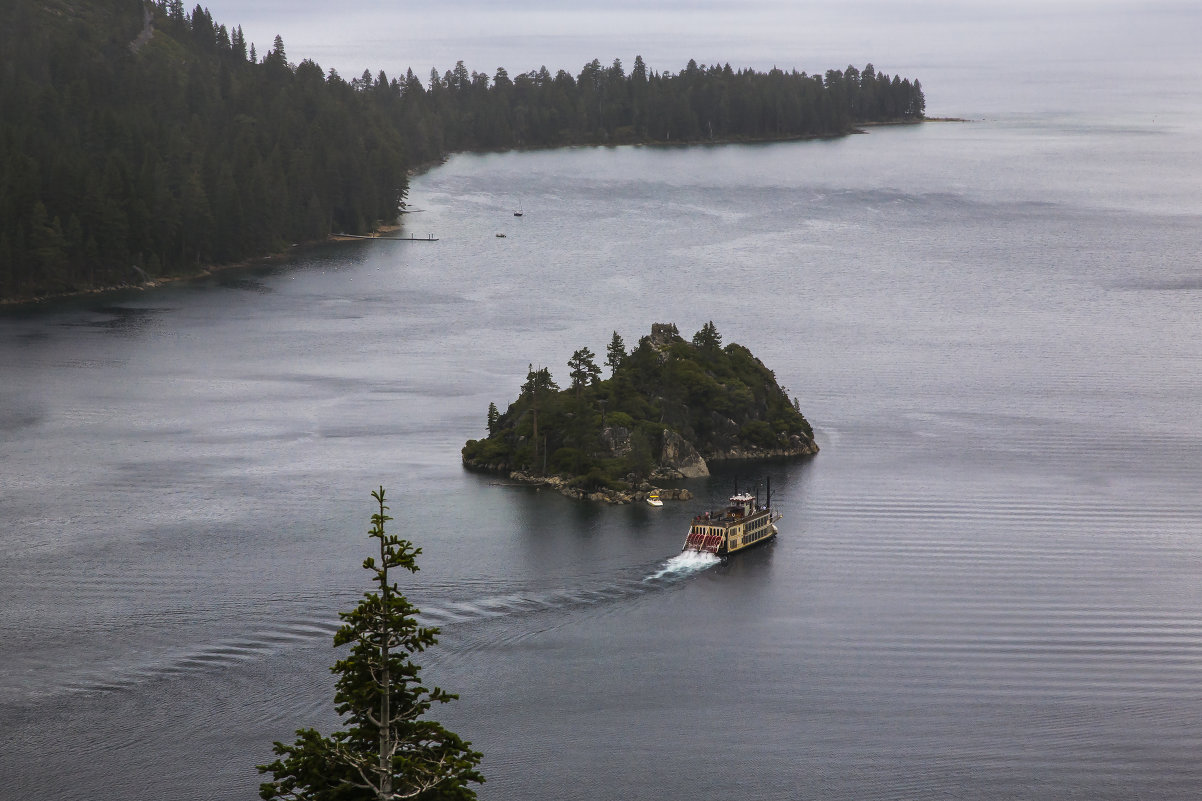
top-left (0, 0), bottom-right (926, 302)
top-left (0, 0), bottom-right (407, 300)
top-left (406, 55), bottom-right (924, 158)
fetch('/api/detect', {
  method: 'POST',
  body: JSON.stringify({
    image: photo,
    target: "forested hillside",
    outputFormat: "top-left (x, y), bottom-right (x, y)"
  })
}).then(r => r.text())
top-left (0, 0), bottom-right (925, 302)
top-left (0, 0), bottom-right (407, 300)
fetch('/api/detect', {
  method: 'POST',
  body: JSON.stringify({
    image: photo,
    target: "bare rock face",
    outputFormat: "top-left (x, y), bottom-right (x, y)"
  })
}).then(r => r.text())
top-left (657, 428), bottom-right (710, 478)
top-left (600, 425), bottom-right (632, 457)
top-left (707, 432), bottom-right (820, 461)
top-left (790, 433), bottom-right (820, 456)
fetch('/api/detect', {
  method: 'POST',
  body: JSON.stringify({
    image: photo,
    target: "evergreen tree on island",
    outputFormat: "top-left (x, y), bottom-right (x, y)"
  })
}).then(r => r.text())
top-left (568, 347), bottom-right (602, 394)
top-left (605, 331), bottom-right (626, 376)
top-left (692, 320), bottom-right (722, 352)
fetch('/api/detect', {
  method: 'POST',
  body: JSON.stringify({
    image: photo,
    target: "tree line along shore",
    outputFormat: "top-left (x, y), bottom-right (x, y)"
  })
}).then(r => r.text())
top-left (0, 0), bottom-right (926, 303)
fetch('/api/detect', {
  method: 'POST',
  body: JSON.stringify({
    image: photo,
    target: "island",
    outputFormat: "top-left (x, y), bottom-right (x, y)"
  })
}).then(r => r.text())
top-left (463, 323), bottom-right (818, 503)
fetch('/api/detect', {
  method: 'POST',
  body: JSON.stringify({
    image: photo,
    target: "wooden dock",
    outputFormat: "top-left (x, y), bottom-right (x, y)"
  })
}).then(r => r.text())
top-left (334, 233), bottom-right (439, 242)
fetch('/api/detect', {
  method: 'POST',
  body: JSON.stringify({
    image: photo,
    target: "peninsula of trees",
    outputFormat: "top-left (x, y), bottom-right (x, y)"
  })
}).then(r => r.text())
top-left (462, 323), bottom-right (818, 503)
top-left (1, 0), bottom-right (926, 302)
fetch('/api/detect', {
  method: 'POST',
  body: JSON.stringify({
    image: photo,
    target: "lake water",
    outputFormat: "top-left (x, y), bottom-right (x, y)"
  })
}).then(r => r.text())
top-left (2, 109), bottom-right (1202, 799)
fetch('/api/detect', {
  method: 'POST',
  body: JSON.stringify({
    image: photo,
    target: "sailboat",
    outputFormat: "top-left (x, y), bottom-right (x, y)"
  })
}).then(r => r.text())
top-left (513, 201), bottom-right (523, 217)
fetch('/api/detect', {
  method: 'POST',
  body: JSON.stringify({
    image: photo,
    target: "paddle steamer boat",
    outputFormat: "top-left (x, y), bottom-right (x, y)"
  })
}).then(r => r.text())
top-left (681, 479), bottom-right (780, 557)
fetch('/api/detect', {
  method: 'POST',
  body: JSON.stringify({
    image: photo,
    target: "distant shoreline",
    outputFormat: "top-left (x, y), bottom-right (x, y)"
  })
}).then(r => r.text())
top-left (2, 120), bottom-right (942, 308)
top-left (0, 225), bottom-right (403, 308)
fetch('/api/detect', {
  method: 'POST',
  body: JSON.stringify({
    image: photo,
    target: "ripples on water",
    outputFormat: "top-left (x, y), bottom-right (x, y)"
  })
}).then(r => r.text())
top-left (13, 550), bottom-right (720, 705)
top-left (2, 112), bottom-right (1202, 801)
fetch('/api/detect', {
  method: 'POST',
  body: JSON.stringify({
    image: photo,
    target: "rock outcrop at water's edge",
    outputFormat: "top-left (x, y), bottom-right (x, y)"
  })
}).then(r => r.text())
top-left (485, 470), bottom-right (694, 505)
top-left (707, 433), bottom-right (821, 462)
top-left (655, 429), bottom-right (710, 479)
top-left (462, 322), bottom-right (818, 503)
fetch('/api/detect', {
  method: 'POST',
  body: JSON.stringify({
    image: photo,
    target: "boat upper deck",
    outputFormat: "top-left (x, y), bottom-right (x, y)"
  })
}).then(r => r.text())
top-left (690, 492), bottom-right (769, 529)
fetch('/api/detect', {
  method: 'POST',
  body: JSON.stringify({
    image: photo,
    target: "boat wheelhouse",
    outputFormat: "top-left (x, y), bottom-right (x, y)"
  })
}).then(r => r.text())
top-left (681, 479), bottom-right (780, 557)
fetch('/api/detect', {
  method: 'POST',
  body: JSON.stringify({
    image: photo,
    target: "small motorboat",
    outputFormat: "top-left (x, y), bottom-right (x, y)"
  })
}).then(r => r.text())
top-left (646, 492), bottom-right (663, 507)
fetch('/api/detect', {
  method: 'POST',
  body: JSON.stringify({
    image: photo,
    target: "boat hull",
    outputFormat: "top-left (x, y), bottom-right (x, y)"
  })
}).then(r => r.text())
top-left (721, 524), bottom-right (778, 556)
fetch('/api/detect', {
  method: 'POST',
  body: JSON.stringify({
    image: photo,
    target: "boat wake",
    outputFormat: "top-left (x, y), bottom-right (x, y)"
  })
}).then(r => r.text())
top-left (644, 550), bottom-right (721, 581)
top-left (42, 557), bottom-right (723, 701)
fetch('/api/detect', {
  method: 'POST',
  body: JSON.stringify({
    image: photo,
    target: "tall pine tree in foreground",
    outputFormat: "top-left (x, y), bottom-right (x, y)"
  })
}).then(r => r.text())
top-left (258, 488), bottom-right (483, 800)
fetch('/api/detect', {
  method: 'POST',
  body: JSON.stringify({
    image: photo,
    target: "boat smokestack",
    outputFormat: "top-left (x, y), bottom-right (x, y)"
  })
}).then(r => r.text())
top-left (766, 476), bottom-right (771, 510)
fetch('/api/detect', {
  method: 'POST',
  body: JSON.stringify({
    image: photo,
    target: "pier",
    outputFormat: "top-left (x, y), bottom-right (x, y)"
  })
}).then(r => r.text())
top-left (334, 233), bottom-right (439, 242)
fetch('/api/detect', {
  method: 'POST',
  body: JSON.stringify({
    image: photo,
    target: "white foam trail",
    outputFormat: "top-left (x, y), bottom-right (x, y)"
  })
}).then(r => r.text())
top-left (645, 550), bottom-right (720, 580)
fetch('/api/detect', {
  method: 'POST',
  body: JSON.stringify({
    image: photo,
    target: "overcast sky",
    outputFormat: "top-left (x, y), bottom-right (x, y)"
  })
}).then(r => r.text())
top-left (194, 1), bottom-right (1199, 116)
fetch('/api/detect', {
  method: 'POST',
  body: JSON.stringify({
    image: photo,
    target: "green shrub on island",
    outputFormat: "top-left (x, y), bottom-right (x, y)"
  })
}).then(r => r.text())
top-left (462, 323), bottom-right (817, 490)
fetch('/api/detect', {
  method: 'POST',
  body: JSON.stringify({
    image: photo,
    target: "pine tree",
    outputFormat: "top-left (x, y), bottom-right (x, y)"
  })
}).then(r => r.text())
top-left (522, 365), bottom-right (558, 473)
top-left (604, 331), bottom-right (626, 376)
top-left (692, 320), bottom-right (722, 352)
top-left (258, 488), bottom-right (484, 801)
top-left (567, 346), bottom-right (601, 393)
